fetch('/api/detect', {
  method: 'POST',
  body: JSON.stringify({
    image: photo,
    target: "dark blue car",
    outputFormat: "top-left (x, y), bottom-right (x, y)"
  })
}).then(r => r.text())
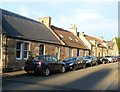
top-left (63, 57), bottom-right (86, 71)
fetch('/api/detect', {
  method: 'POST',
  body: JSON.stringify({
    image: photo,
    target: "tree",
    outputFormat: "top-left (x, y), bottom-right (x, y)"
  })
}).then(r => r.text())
top-left (115, 37), bottom-right (120, 54)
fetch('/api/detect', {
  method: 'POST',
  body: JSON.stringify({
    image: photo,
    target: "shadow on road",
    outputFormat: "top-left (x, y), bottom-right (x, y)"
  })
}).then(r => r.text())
top-left (2, 63), bottom-right (119, 91)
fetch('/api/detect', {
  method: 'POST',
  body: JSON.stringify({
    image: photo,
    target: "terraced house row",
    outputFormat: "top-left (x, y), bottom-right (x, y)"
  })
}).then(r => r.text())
top-left (0, 9), bottom-right (118, 72)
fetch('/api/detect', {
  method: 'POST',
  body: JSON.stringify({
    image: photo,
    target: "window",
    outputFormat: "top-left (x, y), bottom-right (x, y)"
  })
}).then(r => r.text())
top-left (69, 48), bottom-right (73, 57)
top-left (39, 44), bottom-right (44, 55)
top-left (24, 43), bottom-right (29, 59)
top-left (69, 37), bottom-right (72, 40)
top-left (52, 57), bottom-right (58, 62)
top-left (45, 56), bottom-right (52, 62)
top-left (75, 39), bottom-right (78, 42)
top-left (77, 49), bottom-right (80, 56)
top-left (60, 34), bottom-right (64, 38)
top-left (55, 47), bottom-right (60, 60)
top-left (16, 41), bottom-right (29, 60)
top-left (16, 42), bottom-right (22, 60)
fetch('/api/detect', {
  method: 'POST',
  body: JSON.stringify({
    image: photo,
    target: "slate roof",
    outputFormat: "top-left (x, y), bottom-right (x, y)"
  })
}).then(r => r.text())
top-left (51, 25), bottom-right (88, 49)
top-left (1, 9), bottom-right (61, 45)
top-left (84, 35), bottom-right (106, 48)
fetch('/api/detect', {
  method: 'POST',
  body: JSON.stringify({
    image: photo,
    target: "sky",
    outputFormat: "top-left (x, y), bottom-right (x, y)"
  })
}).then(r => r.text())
top-left (0, 0), bottom-right (119, 41)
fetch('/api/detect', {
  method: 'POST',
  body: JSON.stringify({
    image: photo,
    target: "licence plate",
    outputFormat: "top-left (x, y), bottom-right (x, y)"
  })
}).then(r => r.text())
top-left (28, 71), bottom-right (34, 73)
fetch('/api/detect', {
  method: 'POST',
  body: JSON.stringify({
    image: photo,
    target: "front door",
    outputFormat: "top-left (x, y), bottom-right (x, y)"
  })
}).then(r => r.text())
top-left (39, 44), bottom-right (44, 55)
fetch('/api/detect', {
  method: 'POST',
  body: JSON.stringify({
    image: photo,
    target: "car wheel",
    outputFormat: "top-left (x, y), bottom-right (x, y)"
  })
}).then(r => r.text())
top-left (96, 62), bottom-right (98, 66)
top-left (83, 64), bottom-right (86, 69)
top-left (43, 68), bottom-right (50, 76)
top-left (61, 66), bottom-right (65, 73)
top-left (90, 63), bottom-right (92, 67)
top-left (72, 65), bottom-right (77, 71)
top-left (107, 61), bottom-right (110, 64)
top-left (102, 60), bottom-right (105, 64)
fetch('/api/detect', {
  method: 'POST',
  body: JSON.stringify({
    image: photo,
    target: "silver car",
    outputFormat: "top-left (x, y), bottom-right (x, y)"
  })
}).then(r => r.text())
top-left (83, 56), bottom-right (98, 67)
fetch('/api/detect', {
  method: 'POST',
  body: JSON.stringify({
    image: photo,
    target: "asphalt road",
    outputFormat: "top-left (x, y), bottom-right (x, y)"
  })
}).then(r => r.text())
top-left (2, 62), bottom-right (119, 91)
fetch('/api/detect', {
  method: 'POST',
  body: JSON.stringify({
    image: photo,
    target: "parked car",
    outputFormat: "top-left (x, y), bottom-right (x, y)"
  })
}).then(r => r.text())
top-left (83, 56), bottom-right (98, 67)
top-left (97, 57), bottom-right (109, 64)
top-left (113, 56), bottom-right (120, 62)
top-left (63, 57), bottom-right (86, 71)
top-left (116, 56), bottom-right (120, 62)
top-left (104, 56), bottom-right (116, 63)
top-left (24, 55), bottom-right (66, 76)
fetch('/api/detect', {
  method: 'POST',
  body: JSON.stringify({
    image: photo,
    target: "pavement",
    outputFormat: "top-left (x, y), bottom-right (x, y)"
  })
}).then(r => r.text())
top-left (1, 70), bottom-right (26, 79)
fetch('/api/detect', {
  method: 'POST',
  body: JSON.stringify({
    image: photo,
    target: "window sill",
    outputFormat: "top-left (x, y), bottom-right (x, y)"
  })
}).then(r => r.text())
top-left (24, 58), bottom-right (28, 60)
top-left (16, 58), bottom-right (22, 61)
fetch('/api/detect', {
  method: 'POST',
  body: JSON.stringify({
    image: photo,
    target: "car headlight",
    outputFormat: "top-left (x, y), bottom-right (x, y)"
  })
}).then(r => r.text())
top-left (69, 63), bottom-right (74, 66)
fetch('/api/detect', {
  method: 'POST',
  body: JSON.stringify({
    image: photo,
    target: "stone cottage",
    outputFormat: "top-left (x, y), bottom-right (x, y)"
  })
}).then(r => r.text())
top-left (1, 9), bottom-right (63, 72)
top-left (39, 17), bottom-right (90, 60)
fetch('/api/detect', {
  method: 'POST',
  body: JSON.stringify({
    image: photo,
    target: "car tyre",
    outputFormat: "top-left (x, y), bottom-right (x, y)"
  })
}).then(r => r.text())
top-left (96, 62), bottom-right (98, 66)
top-left (43, 68), bottom-right (50, 76)
top-left (72, 65), bottom-right (77, 71)
top-left (83, 64), bottom-right (86, 69)
top-left (90, 63), bottom-right (92, 67)
top-left (102, 60), bottom-right (105, 64)
top-left (61, 66), bottom-right (65, 73)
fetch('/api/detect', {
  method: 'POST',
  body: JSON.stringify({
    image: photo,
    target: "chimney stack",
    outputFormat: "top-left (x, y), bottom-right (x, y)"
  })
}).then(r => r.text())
top-left (98, 37), bottom-right (103, 42)
top-left (39, 16), bottom-right (51, 27)
top-left (80, 32), bottom-right (85, 37)
top-left (69, 24), bottom-right (77, 36)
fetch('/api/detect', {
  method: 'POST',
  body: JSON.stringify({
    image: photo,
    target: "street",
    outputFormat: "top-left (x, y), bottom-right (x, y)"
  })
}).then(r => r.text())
top-left (2, 62), bottom-right (119, 91)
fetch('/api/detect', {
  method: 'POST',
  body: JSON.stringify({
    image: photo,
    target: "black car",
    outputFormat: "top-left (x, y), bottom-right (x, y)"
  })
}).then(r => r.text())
top-left (63, 57), bottom-right (86, 71)
top-left (83, 56), bottom-right (98, 67)
top-left (24, 55), bottom-right (66, 76)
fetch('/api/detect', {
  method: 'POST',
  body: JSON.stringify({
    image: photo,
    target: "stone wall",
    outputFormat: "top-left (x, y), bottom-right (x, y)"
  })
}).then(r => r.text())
top-left (2, 37), bottom-right (87, 71)
top-left (60, 46), bottom-right (69, 60)
top-left (72, 49), bottom-right (77, 57)
top-left (2, 37), bottom-right (62, 71)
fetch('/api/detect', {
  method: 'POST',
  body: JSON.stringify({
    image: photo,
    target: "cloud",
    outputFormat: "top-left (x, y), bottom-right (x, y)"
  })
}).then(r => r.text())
top-left (58, 16), bottom-right (67, 23)
top-left (52, 7), bottom-right (117, 40)
top-left (73, 9), bottom-right (102, 23)
top-left (76, 18), bottom-right (118, 40)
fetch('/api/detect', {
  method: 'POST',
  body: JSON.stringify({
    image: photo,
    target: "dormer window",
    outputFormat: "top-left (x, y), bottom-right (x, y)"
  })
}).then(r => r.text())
top-left (69, 37), bottom-right (72, 40)
top-left (60, 34), bottom-right (64, 38)
top-left (75, 39), bottom-right (78, 42)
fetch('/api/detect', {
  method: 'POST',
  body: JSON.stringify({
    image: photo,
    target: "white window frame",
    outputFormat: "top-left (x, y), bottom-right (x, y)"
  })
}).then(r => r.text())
top-left (69, 37), bottom-right (72, 40)
top-left (75, 39), bottom-right (78, 42)
top-left (24, 43), bottom-right (29, 60)
top-left (16, 42), bottom-right (22, 60)
top-left (60, 34), bottom-right (64, 38)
